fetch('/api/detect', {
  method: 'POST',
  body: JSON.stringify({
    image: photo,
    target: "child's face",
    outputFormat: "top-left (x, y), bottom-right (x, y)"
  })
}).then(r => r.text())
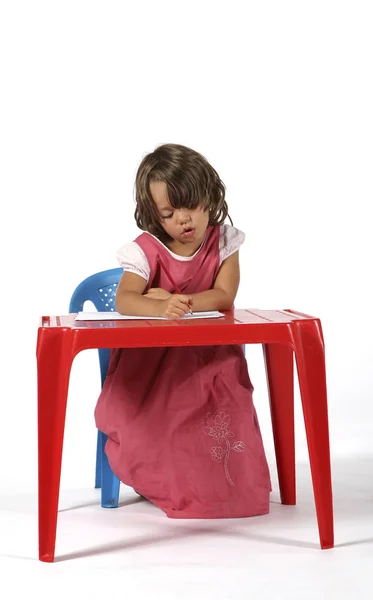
top-left (150, 181), bottom-right (209, 248)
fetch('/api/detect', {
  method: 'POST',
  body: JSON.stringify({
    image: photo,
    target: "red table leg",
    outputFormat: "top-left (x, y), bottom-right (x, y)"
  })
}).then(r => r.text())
top-left (37, 328), bottom-right (74, 562)
top-left (292, 320), bottom-right (334, 549)
top-left (263, 343), bottom-right (296, 505)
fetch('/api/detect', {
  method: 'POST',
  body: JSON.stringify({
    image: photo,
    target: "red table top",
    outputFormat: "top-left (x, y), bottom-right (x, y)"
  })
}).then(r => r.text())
top-left (40, 309), bottom-right (314, 330)
top-left (37, 309), bottom-right (319, 350)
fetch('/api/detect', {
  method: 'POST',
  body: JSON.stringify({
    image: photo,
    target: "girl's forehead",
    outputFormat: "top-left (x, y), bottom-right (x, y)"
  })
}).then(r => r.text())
top-left (150, 181), bottom-right (170, 209)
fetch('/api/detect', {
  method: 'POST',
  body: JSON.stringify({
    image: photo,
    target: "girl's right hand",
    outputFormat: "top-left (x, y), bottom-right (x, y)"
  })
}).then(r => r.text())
top-left (159, 294), bottom-right (192, 318)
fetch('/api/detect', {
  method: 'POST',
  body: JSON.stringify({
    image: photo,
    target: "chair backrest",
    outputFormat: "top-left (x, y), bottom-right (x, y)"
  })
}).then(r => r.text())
top-left (69, 268), bottom-right (124, 386)
top-left (69, 268), bottom-right (123, 313)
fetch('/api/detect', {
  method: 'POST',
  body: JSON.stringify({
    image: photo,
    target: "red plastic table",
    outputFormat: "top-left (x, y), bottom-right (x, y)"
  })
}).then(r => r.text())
top-left (37, 308), bottom-right (333, 562)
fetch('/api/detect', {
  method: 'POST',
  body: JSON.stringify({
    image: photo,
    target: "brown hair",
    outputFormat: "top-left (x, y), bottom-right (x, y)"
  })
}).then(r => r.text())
top-left (134, 143), bottom-right (229, 242)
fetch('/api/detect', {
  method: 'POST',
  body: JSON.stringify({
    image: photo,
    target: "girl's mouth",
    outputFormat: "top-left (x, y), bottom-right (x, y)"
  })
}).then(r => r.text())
top-left (182, 227), bottom-right (195, 237)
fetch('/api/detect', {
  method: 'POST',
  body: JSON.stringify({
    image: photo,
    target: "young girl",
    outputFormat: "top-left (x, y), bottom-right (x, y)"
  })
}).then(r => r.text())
top-left (95, 143), bottom-right (271, 518)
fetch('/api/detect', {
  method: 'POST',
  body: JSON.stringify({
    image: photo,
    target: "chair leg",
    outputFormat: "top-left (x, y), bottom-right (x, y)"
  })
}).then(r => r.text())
top-left (263, 343), bottom-right (296, 505)
top-left (100, 433), bottom-right (121, 508)
top-left (37, 328), bottom-right (74, 562)
top-left (95, 430), bottom-right (102, 488)
top-left (292, 320), bottom-right (334, 549)
top-left (96, 348), bottom-right (110, 489)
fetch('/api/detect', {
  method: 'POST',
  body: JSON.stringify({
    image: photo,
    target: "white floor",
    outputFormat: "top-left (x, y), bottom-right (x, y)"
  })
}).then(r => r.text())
top-left (1, 457), bottom-right (372, 600)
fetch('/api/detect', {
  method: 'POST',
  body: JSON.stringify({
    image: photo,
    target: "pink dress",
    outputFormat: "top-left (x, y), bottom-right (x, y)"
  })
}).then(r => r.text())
top-left (95, 226), bottom-right (271, 518)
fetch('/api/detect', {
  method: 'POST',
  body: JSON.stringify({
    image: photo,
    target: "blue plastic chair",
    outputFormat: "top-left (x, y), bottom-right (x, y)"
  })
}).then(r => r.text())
top-left (69, 268), bottom-right (123, 508)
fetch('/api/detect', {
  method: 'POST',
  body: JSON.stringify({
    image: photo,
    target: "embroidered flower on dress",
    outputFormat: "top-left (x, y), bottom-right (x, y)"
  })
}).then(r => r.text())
top-left (203, 412), bottom-right (235, 443)
top-left (202, 412), bottom-right (246, 486)
top-left (210, 446), bottom-right (224, 463)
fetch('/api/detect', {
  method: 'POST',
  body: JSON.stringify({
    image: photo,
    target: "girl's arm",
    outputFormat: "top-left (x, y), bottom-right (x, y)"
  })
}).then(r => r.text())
top-left (116, 271), bottom-right (191, 317)
top-left (188, 250), bottom-right (240, 312)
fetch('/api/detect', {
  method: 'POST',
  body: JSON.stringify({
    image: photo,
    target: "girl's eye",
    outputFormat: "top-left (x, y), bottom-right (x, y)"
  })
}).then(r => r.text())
top-left (163, 214), bottom-right (173, 220)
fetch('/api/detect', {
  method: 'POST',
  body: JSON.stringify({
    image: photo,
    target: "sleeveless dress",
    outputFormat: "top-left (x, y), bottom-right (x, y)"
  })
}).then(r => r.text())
top-left (94, 225), bottom-right (271, 518)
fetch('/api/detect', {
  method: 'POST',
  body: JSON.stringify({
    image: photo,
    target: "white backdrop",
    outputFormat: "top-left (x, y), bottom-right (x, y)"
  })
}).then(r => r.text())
top-left (1, 0), bottom-right (372, 496)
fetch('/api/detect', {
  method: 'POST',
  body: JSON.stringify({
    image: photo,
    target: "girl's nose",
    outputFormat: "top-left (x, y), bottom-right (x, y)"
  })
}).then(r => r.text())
top-left (176, 209), bottom-right (191, 224)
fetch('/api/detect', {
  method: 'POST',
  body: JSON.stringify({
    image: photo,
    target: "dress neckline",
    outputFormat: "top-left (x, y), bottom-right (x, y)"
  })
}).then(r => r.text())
top-left (144, 228), bottom-right (212, 261)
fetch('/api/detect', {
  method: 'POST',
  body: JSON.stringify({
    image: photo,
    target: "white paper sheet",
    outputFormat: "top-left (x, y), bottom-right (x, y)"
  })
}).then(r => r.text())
top-left (74, 311), bottom-right (224, 321)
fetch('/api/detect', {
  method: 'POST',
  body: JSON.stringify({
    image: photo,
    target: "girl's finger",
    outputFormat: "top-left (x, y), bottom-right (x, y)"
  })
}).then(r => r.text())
top-left (173, 301), bottom-right (189, 313)
top-left (166, 303), bottom-right (187, 317)
top-left (174, 296), bottom-right (190, 307)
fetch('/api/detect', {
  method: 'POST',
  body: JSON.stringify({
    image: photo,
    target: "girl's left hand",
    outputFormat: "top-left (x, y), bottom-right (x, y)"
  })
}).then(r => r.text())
top-left (145, 288), bottom-right (172, 300)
